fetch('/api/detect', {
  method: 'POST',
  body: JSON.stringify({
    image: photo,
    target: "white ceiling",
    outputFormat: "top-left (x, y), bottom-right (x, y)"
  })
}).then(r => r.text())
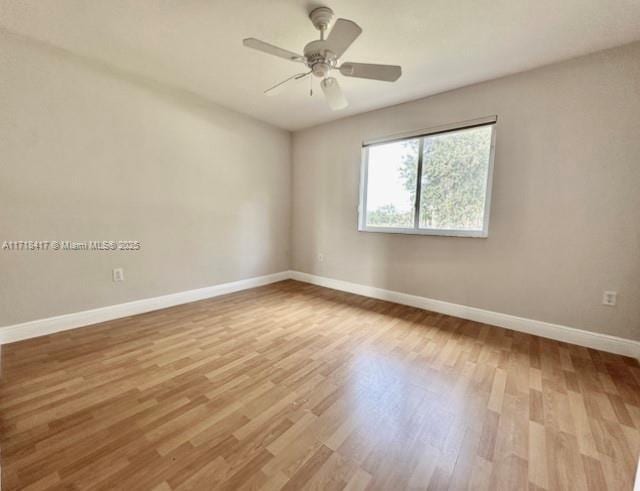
top-left (2, 0), bottom-right (640, 130)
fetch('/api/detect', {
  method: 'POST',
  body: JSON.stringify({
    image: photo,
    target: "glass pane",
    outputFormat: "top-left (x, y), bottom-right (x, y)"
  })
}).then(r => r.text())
top-left (419, 125), bottom-right (492, 231)
top-left (365, 139), bottom-right (419, 228)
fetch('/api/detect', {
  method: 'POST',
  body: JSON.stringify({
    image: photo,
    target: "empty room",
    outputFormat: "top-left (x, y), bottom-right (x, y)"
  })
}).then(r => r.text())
top-left (1, 1), bottom-right (639, 489)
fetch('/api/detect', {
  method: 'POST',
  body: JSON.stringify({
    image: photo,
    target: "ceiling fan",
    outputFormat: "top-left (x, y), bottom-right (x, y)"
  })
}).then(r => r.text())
top-left (242, 6), bottom-right (402, 110)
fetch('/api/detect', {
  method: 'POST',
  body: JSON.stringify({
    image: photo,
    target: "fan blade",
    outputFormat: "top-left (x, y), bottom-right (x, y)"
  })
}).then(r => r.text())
top-left (242, 38), bottom-right (304, 62)
top-left (264, 72), bottom-right (310, 96)
top-left (321, 77), bottom-right (348, 111)
top-left (339, 62), bottom-right (402, 81)
top-left (325, 19), bottom-right (362, 58)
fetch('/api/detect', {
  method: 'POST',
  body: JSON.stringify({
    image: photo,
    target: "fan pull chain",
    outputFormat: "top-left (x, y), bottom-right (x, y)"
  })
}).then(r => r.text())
top-left (309, 75), bottom-right (313, 97)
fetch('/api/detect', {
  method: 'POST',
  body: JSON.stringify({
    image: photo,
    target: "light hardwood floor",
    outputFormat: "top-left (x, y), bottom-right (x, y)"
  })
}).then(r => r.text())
top-left (1, 280), bottom-right (639, 490)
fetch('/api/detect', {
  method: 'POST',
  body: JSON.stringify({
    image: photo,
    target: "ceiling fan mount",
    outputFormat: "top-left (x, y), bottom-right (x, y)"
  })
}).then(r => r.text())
top-left (309, 6), bottom-right (334, 33)
top-left (242, 5), bottom-right (402, 110)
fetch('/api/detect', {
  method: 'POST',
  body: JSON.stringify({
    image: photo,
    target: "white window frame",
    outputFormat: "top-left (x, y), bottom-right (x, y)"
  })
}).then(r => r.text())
top-left (358, 116), bottom-right (497, 238)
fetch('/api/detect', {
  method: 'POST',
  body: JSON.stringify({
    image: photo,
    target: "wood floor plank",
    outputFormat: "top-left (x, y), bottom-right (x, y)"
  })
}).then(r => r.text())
top-left (1, 280), bottom-right (638, 490)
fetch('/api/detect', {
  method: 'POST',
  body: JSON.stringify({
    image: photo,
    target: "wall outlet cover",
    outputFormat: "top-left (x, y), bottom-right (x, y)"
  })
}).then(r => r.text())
top-left (602, 291), bottom-right (617, 306)
top-left (113, 268), bottom-right (125, 282)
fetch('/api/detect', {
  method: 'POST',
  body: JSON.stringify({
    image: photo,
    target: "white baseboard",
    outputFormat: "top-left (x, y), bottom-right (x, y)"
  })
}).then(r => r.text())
top-left (0, 271), bottom-right (290, 345)
top-left (2, 269), bottom-right (638, 359)
top-left (290, 271), bottom-right (640, 359)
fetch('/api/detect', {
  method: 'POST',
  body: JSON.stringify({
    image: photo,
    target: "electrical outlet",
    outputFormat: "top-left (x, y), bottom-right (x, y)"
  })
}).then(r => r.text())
top-left (317, 253), bottom-right (324, 262)
top-left (602, 291), bottom-right (617, 306)
top-left (113, 267), bottom-right (125, 282)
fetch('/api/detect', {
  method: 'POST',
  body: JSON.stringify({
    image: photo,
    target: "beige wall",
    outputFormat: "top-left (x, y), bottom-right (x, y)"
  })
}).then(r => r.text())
top-left (0, 32), bottom-right (291, 326)
top-left (291, 42), bottom-right (640, 341)
top-left (2, 30), bottom-right (639, 343)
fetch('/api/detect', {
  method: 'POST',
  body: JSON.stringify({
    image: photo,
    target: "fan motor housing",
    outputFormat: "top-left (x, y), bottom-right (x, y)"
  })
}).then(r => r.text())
top-left (304, 40), bottom-right (336, 77)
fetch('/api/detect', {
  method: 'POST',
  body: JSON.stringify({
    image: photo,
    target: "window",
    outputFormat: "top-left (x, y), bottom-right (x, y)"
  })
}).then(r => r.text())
top-left (358, 118), bottom-right (496, 237)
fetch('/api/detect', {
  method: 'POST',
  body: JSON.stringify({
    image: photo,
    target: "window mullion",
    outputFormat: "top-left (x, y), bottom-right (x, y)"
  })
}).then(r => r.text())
top-left (413, 138), bottom-right (425, 230)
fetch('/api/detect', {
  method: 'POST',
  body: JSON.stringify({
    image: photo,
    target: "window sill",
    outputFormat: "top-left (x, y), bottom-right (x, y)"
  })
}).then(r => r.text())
top-left (358, 226), bottom-right (488, 238)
